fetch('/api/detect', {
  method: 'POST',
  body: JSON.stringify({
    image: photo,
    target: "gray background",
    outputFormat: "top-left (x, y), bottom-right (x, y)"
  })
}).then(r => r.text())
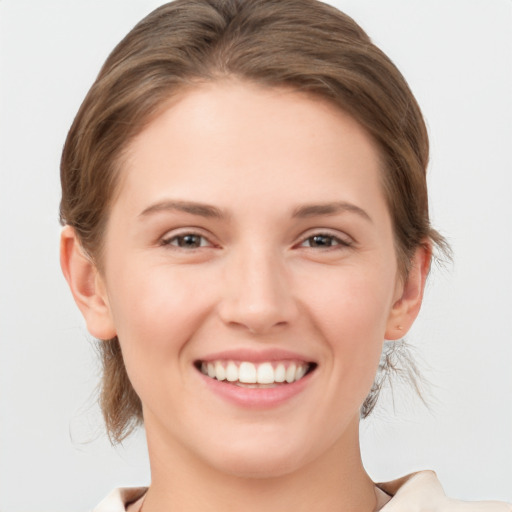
top-left (1, 1), bottom-right (511, 510)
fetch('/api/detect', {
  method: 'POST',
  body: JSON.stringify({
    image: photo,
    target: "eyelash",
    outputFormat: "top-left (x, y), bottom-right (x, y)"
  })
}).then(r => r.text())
top-left (161, 232), bottom-right (212, 249)
top-left (160, 230), bottom-right (352, 251)
top-left (298, 232), bottom-right (352, 249)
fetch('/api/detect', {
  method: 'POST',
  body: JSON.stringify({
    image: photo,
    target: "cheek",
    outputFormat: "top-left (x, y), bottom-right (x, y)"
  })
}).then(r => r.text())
top-left (304, 261), bottom-right (396, 336)
top-left (301, 263), bottom-right (396, 388)
top-left (105, 258), bottom-right (215, 360)
top-left (103, 259), bottom-right (221, 412)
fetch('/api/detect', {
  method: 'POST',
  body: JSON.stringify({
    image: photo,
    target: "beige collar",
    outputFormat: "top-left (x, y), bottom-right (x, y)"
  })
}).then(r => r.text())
top-left (377, 471), bottom-right (511, 511)
top-left (93, 471), bottom-right (512, 512)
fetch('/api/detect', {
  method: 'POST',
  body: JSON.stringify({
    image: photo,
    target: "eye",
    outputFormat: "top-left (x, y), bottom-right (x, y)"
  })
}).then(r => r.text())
top-left (299, 233), bottom-right (351, 248)
top-left (162, 232), bottom-right (211, 249)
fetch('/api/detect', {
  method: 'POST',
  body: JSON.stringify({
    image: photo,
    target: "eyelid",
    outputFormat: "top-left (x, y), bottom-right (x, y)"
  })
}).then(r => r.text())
top-left (158, 227), bottom-right (353, 250)
top-left (160, 227), bottom-right (217, 248)
top-left (296, 228), bottom-right (354, 248)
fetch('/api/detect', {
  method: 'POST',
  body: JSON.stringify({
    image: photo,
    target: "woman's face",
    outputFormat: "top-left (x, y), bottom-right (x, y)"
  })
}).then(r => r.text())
top-left (89, 81), bottom-right (418, 477)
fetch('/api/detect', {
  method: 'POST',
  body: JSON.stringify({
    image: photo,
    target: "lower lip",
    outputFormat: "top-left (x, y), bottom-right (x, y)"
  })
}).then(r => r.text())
top-left (197, 369), bottom-right (313, 408)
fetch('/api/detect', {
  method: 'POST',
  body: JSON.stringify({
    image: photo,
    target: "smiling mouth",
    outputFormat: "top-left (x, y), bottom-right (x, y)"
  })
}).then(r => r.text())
top-left (196, 360), bottom-right (317, 387)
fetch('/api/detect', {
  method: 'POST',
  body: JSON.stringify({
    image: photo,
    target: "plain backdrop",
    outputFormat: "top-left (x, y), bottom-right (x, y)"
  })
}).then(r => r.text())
top-left (0, 1), bottom-right (511, 510)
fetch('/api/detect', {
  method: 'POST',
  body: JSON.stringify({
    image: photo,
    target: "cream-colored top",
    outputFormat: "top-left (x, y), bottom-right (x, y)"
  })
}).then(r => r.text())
top-left (92, 471), bottom-right (512, 512)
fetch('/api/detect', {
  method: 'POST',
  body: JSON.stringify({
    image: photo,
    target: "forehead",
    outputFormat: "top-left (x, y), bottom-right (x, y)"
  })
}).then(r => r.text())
top-left (116, 80), bottom-right (387, 220)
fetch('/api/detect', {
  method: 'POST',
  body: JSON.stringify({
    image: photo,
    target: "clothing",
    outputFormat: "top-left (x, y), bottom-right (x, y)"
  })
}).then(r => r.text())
top-left (92, 471), bottom-right (512, 512)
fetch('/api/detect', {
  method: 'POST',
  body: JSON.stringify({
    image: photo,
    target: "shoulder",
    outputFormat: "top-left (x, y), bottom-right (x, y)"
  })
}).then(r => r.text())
top-left (378, 471), bottom-right (512, 512)
top-left (91, 487), bottom-right (147, 512)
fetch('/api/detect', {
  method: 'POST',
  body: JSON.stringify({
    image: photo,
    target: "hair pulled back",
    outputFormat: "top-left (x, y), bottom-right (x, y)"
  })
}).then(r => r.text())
top-left (60, 0), bottom-right (447, 442)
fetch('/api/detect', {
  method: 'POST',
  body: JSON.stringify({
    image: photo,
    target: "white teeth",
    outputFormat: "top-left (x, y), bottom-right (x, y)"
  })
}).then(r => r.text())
top-left (215, 361), bottom-right (226, 381)
top-left (295, 364), bottom-right (307, 380)
top-left (239, 362), bottom-right (257, 383)
top-left (274, 363), bottom-right (286, 383)
top-left (226, 361), bottom-right (238, 382)
top-left (199, 360), bottom-right (311, 385)
top-left (256, 362), bottom-right (274, 384)
top-left (285, 363), bottom-right (297, 383)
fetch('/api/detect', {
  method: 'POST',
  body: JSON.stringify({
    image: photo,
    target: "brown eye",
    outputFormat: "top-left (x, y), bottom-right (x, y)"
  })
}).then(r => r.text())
top-left (302, 234), bottom-right (346, 248)
top-left (303, 235), bottom-right (339, 247)
top-left (164, 233), bottom-right (210, 248)
top-left (309, 235), bottom-right (335, 247)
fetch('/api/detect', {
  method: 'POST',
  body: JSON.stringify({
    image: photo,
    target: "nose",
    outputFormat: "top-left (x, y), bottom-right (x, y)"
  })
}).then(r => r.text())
top-left (217, 245), bottom-right (299, 335)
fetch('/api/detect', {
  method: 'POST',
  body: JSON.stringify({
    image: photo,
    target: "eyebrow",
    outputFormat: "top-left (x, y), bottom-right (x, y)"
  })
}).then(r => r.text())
top-left (138, 199), bottom-right (372, 223)
top-left (292, 201), bottom-right (372, 222)
top-left (139, 200), bottom-right (226, 219)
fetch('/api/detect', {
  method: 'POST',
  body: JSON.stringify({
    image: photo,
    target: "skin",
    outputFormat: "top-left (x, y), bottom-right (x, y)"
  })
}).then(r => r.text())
top-left (61, 81), bottom-right (430, 511)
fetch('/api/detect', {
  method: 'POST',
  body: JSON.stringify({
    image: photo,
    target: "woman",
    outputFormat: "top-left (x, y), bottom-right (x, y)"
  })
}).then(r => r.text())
top-left (59, 0), bottom-right (511, 510)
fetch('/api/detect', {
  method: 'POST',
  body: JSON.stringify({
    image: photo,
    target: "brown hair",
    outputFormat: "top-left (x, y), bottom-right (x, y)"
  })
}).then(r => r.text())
top-left (60, 0), bottom-right (448, 442)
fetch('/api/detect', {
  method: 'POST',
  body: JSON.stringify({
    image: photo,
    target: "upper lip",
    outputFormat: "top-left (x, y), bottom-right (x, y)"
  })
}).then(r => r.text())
top-left (196, 348), bottom-right (317, 364)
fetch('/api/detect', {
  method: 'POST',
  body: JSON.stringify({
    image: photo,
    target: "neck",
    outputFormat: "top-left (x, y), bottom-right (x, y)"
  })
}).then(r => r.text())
top-left (142, 416), bottom-right (377, 512)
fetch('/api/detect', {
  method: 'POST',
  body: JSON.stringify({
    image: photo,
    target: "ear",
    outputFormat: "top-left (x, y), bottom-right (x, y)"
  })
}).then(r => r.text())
top-left (385, 243), bottom-right (432, 340)
top-left (60, 226), bottom-right (117, 340)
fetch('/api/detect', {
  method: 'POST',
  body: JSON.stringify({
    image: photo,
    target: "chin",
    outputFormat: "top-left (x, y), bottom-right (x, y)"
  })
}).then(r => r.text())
top-left (198, 428), bottom-right (315, 479)
top-left (211, 449), bottom-right (306, 479)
